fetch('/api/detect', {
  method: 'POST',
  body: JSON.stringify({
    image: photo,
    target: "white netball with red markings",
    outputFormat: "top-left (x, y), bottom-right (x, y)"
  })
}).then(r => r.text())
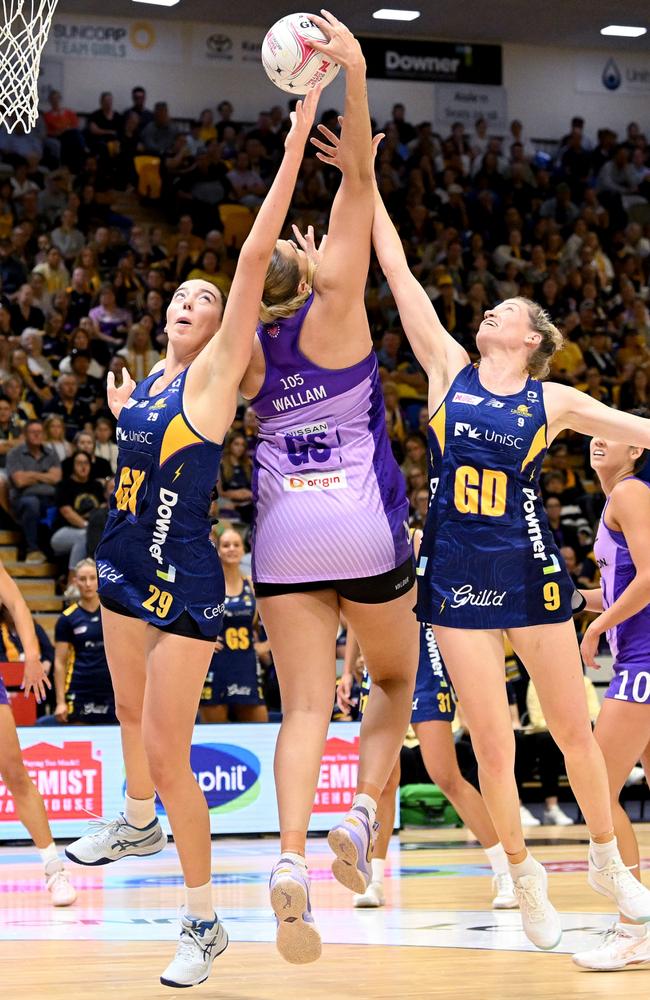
top-left (261, 13), bottom-right (341, 94)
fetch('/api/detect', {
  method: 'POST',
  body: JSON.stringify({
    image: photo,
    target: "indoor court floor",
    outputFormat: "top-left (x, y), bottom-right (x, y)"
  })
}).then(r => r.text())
top-left (2, 824), bottom-right (648, 999)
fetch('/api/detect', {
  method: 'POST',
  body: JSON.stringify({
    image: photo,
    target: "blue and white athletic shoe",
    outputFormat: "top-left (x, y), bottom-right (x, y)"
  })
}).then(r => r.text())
top-left (65, 814), bottom-right (166, 866)
top-left (269, 856), bottom-right (322, 964)
top-left (160, 913), bottom-right (228, 988)
top-left (328, 806), bottom-right (379, 894)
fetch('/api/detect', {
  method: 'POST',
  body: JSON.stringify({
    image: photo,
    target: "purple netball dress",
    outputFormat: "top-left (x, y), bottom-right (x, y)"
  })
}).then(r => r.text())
top-left (249, 295), bottom-right (411, 585)
top-left (594, 478), bottom-right (650, 704)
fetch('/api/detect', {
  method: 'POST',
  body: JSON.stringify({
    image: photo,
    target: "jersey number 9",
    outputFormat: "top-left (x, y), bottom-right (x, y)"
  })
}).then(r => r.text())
top-left (454, 466), bottom-right (507, 518)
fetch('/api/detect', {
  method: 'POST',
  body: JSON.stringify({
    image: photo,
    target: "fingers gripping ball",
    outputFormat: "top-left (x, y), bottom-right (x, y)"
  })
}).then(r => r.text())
top-left (262, 13), bottom-right (341, 94)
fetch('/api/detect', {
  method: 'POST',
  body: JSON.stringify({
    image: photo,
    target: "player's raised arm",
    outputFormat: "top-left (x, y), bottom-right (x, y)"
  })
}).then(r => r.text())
top-left (545, 382), bottom-right (650, 447)
top-left (186, 86), bottom-right (321, 437)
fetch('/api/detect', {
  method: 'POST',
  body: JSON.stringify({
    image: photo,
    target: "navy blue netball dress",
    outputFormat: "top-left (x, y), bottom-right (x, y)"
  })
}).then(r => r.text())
top-left (415, 364), bottom-right (574, 630)
top-left (96, 369), bottom-right (225, 637)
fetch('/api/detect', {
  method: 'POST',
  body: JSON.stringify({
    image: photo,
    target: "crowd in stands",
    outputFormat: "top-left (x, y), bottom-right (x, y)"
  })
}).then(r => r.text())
top-left (0, 87), bottom-right (649, 811)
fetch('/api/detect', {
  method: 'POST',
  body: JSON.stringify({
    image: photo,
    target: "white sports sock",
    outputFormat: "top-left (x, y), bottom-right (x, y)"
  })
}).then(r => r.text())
top-left (352, 793), bottom-right (377, 824)
top-left (618, 921), bottom-right (648, 938)
top-left (371, 858), bottom-right (386, 884)
top-left (484, 842), bottom-right (509, 876)
top-left (39, 842), bottom-right (61, 871)
top-left (184, 881), bottom-right (215, 922)
top-left (508, 851), bottom-right (540, 880)
top-left (280, 852), bottom-right (307, 868)
top-left (125, 794), bottom-right (156, 829)
top-left (590, 836), bottom-right (619, 868)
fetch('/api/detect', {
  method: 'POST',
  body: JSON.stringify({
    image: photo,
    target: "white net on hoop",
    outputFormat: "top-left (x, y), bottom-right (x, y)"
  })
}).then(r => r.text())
top-left (1, 0), bottom-right (59, 133)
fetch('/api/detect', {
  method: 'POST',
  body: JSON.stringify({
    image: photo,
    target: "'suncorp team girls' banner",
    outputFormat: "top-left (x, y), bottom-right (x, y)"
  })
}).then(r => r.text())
top-left (44, 15), bottom-right (183, 64)
top-left (0, 723), bottom-right (382, 840)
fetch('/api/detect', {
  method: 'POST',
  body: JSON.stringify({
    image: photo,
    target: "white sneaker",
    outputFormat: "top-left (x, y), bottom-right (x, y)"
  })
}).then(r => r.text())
top-left (625, 766), bottom-right (646, 787)
top-left (543, 804), bottom-right (574, 826)
top-left (573, 923), bottom-right (650, 971)
top-left (45, 864), bottom-right (77, 906)
top-left (269, 856), bottom-right (321, 964)
top-left (519, 805), bottom-right (541, 827)
top-left (492, 872), bottom-right (518, 909)
top-left (588, 852), bottom-right (650, 922)
top-left (353, 881), bottom-right (386, 908)
top-left (65, 814), bottom-right (166, 866)
top-left (160, 913), bottom-right (228, 988)
top-left (512, 859), bottom-right (562, 950)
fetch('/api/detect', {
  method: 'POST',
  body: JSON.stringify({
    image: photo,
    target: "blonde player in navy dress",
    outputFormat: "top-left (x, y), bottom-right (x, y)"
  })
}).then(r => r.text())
top-left (200, 528), bottom-right (269, 723)
top-left (239, 16), bottom-right (418, 963)
top-left (64, 90), bottom-right (322, 990)
top-left (0, 558), bottom-right (76, 906)
top-left (573, 440), bottom-right (650, 972)
top-left (54, 559), bottom-right (115, 724)
top-left (312, 122), bottom-right (650, 951)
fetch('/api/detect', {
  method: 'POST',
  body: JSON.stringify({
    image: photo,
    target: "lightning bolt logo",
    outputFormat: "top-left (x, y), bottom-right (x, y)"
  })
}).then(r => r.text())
top-left (173, 463), bottom-right (184, 483)
top-left (440, 598), bottom-right (447, 613)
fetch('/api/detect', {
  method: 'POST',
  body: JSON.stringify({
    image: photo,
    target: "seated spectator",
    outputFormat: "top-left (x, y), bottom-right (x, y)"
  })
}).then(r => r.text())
top-left (140, 102), bottom-right (178, 157)
top-left (187, 250), bottom-right (231, 298)
top-left (543, 494), bottom-right (579, 550)
top-left (227, 152), bottom-right (268, 208)
top-left (197, 109), bottom-right (217, 144)
top-left (43, 89), bottom-right (81, 139)
top-left (176, 149), bottom-right (231, 233)
top-left (2, 373), bottom-right (38, 422)
top-left (113, 253), bottom-right (146, 312)
top-left (62, 429), bottom-right (112, 482)
top-left (86, 91), bottom-right (122, 155)
top-left (7, 346), bottom-right (51, 413)
top-left (43, 414), bottom-right (72, 462)
top-left (400, 432), bottom-right (427, 480)
top-left (93, 418), bottom-right (118, 474)
top-left (88, 284), bottom-right (132, 348)
top-left (67, 350), bottom-right (103, 413)
top-left (125, 86), bottom-right (153, 134)
top-left (50, 209), bottom-right (85, 264)
top-left (431, 274), bottom-right (473, 349)
top-left (9, 283), bottom-right (44, 335)
top-left (409, 486), bottom-right (429, 531)
top-left (20, 329), bottom-right (54, 386)
top-left (86, 476), bottom-right (114, 557)
top-left (219, 431), bottom-right (253, 524)
top-left (242, 406), bottom-right (259, 456)
top-left (6, 419), bottom-right (61, 562)
top-left (166, 238), bottom-right (196, 288)
top-left (65, 267), bottom-right (93, 329)
top-left (0, 238), bottom-right (27, 295)
top-left (9, 160), bottom-right (39, 203)
top-left (616, 331), bottom-right (650, 374)
top-left (560, 544), bottom-right (597, 589)
top-left (59, 327), bottom-right (105, 379)
top-left (580, 367), bottom-right (611, 404)
top-left (117, 323), bottom-right (160, 382)
top-left (43, 374), bottom-right (92, 440)
top-left (32, 247), bottom-right (70, 295)
top-left (618, 366), bottom-right (650, 414)
top-left (75, 245), bottom-right (102, 292)
top-left (550, 332), bottom-right (586, 385)
top-left (583, 329), bottom-right (617, 384)
top-left (50, 450), bottom-right (104, 577)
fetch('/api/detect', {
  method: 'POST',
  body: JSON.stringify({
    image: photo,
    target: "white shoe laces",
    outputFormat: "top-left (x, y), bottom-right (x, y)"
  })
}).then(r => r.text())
top-left (494, 873), bottom-right (514, 894)
top-left (600, 858), bottom-right (648, 898)
top-left (175, 922), bottom-right (216, 963)
top-left (515, 875), bottom-right (548, 922)
top-left (86, 816), bottom-right (125, 843)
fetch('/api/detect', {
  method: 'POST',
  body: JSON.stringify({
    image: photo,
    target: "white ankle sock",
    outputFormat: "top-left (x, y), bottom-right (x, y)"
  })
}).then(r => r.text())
top-left (281, 851), bottom-right (307, 868)
top-left (39, 842), bottom-right (61, 871)
top-left (590, 836), bottom-right (619, 868)
top-left (125, 794), bottom-right (156, 829)
top-left (184, 881), bottom-right (215, 921)
top-left (485, 842), bottom-right (509, 876)
top-left (508, 852), bottom-right (540, 880)
top-left (618, 921), bottom-right (647, 938)
top-left (370, 858), bottom-right (386, 884)
top-left (352, 793), bottom-right (377, 824)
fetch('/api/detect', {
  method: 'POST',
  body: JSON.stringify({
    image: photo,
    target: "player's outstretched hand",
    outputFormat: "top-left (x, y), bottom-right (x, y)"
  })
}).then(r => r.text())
top-left (107, 368), bottom-right (137, 420)
top-left (21, 654), bottom-right (51, 704)
top-left (284, 83), bottom-right (322, 155)
top-left (580, 621), bottom-right (602, 670)
top-left (311, 119), bottom-right (384, 169)
top-left (309, 10), bottom-right (365, 70)
top-left (291, 224), bottom-right (327, 269)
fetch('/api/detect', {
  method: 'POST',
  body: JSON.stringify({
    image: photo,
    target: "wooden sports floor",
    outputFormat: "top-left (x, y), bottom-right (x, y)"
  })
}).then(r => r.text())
top-left (2, 824), bottom-right (649, 999)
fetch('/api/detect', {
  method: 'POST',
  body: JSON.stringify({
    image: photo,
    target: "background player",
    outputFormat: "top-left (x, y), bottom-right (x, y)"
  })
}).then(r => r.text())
top-left (200, 527), bottom-right (269, 723)
top-left (239, 15), bottom-right (418, 963)
top-left (312, 121), bottom-right (650, 951)
top-left (573, 439), bottom-right (650, 971)
top-left (0, 559), bottom-right (76, 906)
top-left (339, 532), bottom-right (516, 911)
top-left (54, 558), bottom-right (115, 724)
top-left (65, 90), bottom-right (321, 989)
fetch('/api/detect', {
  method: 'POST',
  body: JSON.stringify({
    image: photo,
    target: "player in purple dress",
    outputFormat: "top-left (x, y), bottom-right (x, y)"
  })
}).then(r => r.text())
top-left (0, 559), bottom-right (76, 906)
top-left (239, 14), bottom-right (418, 963)
top-left (573, 439), bottom-right (650, 972)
